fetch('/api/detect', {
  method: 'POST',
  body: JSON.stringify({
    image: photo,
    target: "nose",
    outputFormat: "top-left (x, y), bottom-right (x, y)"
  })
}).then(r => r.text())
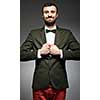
top-left (48, 12), bottom-right (52, 16)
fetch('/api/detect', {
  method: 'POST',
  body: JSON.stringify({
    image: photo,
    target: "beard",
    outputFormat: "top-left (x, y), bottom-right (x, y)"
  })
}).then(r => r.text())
top-left (43, 17), bottom-right (57, 26)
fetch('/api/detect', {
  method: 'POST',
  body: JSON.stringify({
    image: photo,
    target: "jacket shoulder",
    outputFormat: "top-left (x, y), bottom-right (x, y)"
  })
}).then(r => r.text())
top-left (58, 27), bottom-right (72, 36)
top-left (29, 27), bottom-right (43, 37)
top-left (58, 27), bottom-right (71, 32)
top-left (30, 28), bottom-right (42, 33)
top-left (59, 28), bottom-right (71, 32)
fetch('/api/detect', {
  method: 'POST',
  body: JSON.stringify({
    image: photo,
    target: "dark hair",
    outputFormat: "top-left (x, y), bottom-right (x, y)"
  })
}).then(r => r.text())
top-left (41, 3), bottom-right (58, 14)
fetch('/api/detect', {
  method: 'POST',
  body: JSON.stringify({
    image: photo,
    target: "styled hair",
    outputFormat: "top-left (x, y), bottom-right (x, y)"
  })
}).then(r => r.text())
top-left (41, 3), bottom-right (58, 14)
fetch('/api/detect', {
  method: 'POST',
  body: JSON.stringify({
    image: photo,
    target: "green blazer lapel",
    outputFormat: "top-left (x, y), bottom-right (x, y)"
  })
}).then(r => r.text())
top-left (55, 27), bottom-right (65, 47)
top-left (39, 27), bottom-right (46, 45)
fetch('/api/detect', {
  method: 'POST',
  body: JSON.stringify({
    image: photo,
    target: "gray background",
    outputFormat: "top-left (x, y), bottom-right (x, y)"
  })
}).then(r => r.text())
top-left (20, 0), bottom-right (80, 100)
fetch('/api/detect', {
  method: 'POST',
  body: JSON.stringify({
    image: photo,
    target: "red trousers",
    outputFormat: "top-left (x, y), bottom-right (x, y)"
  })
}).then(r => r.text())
top-left (33, 86), bottom-right (66, 100)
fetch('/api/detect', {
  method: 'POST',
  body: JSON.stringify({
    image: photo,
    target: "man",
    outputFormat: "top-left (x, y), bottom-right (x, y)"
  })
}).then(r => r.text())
top-left (20, 3), bottom-right (80, 100)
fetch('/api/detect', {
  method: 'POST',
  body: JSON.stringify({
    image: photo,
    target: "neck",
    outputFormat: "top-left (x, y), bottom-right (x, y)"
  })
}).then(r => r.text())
top-left (45, 24), bottom-right (56, 30)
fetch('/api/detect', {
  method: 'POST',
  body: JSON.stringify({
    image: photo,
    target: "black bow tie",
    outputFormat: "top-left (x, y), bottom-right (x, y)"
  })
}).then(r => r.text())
top-left (46, 29), bottom-right (56, 33)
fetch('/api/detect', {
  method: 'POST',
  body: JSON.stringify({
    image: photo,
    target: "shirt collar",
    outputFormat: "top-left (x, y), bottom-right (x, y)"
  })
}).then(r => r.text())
top-left (45, 25), bottom-right (57, 31)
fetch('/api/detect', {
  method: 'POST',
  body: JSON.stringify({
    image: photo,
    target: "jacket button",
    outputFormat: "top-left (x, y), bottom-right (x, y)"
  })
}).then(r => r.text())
top-left (47, 54), bottom-right (52, 59)
top-left (49, 54), bottom-right (52, 57)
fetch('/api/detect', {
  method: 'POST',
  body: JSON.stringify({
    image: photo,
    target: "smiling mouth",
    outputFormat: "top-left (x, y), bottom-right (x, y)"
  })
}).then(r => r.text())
top-left (47, 18), bottom-right (53, 21)
top-left (47, 17), bottom-right (54, 20)
top-left (47, 17), bottom-right (53, 19)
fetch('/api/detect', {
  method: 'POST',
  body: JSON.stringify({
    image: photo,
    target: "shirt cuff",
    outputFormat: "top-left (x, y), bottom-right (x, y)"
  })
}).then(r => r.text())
top-left (59, 49), bottom-right (63, 58)
top-left (37, 49), bottom-right (42, 58)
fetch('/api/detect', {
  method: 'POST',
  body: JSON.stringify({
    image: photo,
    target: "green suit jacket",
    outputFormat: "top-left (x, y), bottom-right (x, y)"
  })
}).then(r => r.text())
top-left (20, 27), bottom-right (80, 90)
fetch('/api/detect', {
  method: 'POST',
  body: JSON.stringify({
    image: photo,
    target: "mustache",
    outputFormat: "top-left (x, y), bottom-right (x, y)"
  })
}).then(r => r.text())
top-left (47, 16), bottom-right (53, 18)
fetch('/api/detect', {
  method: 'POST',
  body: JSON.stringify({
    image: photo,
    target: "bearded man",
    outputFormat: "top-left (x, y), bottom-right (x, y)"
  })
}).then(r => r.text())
top-left (20, 2), bottom-right (80, 100)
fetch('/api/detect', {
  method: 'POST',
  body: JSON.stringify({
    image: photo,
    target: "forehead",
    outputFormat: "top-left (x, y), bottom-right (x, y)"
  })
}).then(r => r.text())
top-left (43, 6), bottom-right (57, 11)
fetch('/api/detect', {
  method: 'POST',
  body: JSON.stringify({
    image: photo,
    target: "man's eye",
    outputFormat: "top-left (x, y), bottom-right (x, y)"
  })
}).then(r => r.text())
top-left (44, 11), bottom-right (48, 14)
top-left (51, 11), bottom-right (55, 13)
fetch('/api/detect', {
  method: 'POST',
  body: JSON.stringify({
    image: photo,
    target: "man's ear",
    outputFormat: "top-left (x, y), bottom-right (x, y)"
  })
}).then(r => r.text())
top-left (41, 14), bottom-right (44, 18)
top-left (41, 12), bottom-right (43, 17)
top-left (56, 14), bottom-right (58, 18)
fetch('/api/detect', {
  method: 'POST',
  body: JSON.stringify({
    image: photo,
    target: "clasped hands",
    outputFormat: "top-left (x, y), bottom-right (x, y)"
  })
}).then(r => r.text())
top-left (39, 43), bottom-right (61, 55)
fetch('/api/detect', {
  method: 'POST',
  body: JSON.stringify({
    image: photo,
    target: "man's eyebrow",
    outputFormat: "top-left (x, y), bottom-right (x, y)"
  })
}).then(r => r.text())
top-left (51, 10), bottom-right (55, 12)
top-left (44, 10), bottom-right (49, 12)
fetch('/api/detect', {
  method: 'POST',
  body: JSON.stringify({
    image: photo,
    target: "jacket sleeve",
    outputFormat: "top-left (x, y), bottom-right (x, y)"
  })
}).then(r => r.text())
top-left (20, 32), bottom-right (38, 61)
top-left (62, 31), bottom-right (80, 60)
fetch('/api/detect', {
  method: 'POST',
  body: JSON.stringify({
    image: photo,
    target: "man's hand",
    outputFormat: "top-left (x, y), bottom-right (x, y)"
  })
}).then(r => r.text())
top-left (39, 43), bottom-right (50, 55)
top-left (49, 44), bottom-right (61, 55)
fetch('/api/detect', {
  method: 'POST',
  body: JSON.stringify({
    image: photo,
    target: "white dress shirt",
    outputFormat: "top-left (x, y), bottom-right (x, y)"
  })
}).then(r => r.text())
top-left (45, 25), bottom-right (56, 44)
top-left (38, 25), bottom-right (63, 58)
